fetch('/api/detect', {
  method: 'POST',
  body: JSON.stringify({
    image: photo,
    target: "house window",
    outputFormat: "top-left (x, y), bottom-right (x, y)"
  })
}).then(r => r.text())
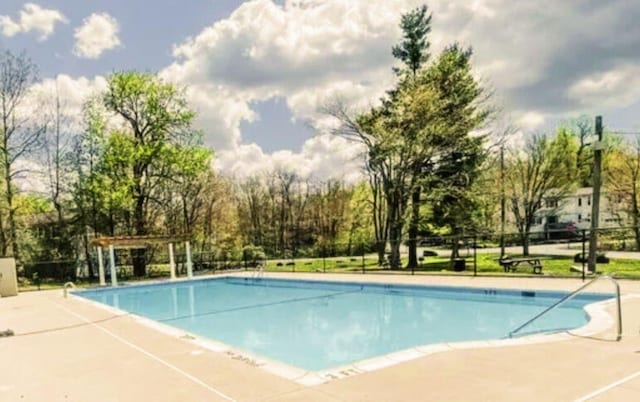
top-left (578, 214), bottom-right (582, 222)
top-left (587, 197), bottom-right (591, 206)
top-left (578, 198), bottom-right (582, 207)
top-left (534, 217), bottom-right (543, 225)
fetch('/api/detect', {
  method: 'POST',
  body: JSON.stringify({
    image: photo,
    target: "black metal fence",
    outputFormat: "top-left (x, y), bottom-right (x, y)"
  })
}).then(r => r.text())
top-left (14, 226), bottom-right (640, 284)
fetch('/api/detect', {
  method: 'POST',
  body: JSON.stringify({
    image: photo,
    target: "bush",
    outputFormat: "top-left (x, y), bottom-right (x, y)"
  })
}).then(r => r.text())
top-left (573, 253), bottom-right (610, 264)
top-left (242, 245), bottom-right (266, 264)
top-left (23, 260), bottom-right (76, 281)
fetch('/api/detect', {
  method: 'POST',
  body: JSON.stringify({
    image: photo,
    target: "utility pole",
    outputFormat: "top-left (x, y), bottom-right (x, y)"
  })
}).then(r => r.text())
top-left (500, 145), bottom-right (506, 257)
top-left (588, 116), bottom-right (603, 273)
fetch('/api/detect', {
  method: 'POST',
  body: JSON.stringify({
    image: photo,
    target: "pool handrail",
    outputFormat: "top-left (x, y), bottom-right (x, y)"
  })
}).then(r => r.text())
top-left (508, 274), bottom-right (622, 340)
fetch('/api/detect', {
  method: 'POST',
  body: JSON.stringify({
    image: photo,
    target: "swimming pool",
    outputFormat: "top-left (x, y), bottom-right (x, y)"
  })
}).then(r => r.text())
top-left (77, 277), bottom-right (611, 372)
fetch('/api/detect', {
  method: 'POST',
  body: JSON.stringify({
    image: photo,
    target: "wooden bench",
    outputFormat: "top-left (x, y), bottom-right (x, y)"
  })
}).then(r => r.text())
top-left (499, 257), bottom-right (544, 274)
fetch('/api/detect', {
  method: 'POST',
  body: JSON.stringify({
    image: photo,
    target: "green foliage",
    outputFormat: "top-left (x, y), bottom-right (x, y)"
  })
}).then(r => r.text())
top-left (242, 245), bottom-right (266, 264)
top-left (104, 71), bottom-right (195, 138)
top-left (505, 130), bottom-right (579, 255)
top-left (392, 4), bottom-right (432, 76)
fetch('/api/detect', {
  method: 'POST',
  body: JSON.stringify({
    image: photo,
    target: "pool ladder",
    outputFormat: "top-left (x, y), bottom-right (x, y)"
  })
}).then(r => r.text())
top-left (252, 263), bottom-right (264, 279)
top-left (508, 275), bottom-right (622, 340)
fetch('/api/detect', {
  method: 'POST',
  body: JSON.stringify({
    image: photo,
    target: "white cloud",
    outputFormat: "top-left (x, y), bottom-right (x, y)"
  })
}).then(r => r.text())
top-left (18, 0), bottom-right (640, 183)
top-left (73, 13), bottom-right (121, 59)
top-left (162, 0), bottom-right (424, 180)
top-left (13, 75), bottom-right (109, 193)
top-left (27, 75), bottom-right (108, 120)
top-left (0, 3), bottom-right (68, 40)
top-left (568, 65), bottom-right (640, 109)
top-left (516, 111), bottom-right (546, 130)
top-left (215, 134), bottom-right (366, 184)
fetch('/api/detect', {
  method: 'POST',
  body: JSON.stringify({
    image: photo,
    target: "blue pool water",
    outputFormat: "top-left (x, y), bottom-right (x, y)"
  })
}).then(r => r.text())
top-left (77, 277), bottom-right (610, 371)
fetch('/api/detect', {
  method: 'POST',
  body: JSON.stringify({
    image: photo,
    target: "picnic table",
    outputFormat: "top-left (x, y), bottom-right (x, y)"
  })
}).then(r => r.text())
top-left (499, 256), bottom-right (546, 274)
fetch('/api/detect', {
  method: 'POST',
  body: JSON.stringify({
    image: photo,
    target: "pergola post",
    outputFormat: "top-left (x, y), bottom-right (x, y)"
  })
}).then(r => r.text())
top-left (109, 244), bottom-right (118, 286)
top-left (97, 246), bottom-right (106, 286)
top-left (185, 241), bottom-right (193, 279)
top-left (168, 242), bottom-right (176, 280)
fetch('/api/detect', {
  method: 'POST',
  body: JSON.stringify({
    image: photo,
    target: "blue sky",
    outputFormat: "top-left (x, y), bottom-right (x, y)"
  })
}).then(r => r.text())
top-left (0, 0), bottom-right (312, 153)
top-left (1, 0), bottom-right (244, 76)
top-left (2, 0), bottom-right (640, 181)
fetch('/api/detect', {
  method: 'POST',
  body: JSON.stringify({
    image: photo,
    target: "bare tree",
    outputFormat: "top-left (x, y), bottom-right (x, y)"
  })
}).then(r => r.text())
top-left (505, 132), bottom-right (577, 255)
top-left (0, 50), bottom-right (44, 259)
top-left (43, 82), bottom-right (76, 239)
top-left (606, 138), bottom-right (640, 250)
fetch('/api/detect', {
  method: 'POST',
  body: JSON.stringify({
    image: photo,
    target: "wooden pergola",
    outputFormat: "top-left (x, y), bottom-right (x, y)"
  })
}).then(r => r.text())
top-left (90, 235), bottom-right (194, 286)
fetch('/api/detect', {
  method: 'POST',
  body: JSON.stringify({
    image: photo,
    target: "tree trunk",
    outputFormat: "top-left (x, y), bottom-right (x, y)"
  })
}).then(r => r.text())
top-left (376, 240), bottom-right (386, 266)
top-left (5, 168), bottom-right (19, 261)
top-left (632, 188), bottom-right (640, 251)
top-left (522, 231), bottom-right (530, 256)
top-left (0, 208), bottom-right (6, 256)
top-left (407, 186), bottom-right (420, 268)
top-left (83, 231), bottom-right (95, 279)
top-left (450, 234), bottom-right (460, 265)
top-left (132, 192), bottom-right (147, 277)
top-left (388, 217), bottom-right (402, 269)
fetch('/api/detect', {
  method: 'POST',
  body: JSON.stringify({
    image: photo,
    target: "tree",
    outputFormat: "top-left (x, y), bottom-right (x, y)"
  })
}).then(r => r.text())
top-left (325, 18), bottom-right (488, 270)
top-left (391, 4), bottom-right (433, 268)
top-left (42, 82), bottom-right (76, 260)
top-left (430, 137), bottom-right (487, 262)
top-left (101, 71), bottom-right (199, 276)
top-left (505, 131), bottom-right (578, 255)
top-left (392, 4), bottom-right (432, 77)
top-left (71, 97), bottom-right (108, 278)
top-left (606, 139), bottom-right (640, 249)
top-left (0, 50), bottom-right (45, 260)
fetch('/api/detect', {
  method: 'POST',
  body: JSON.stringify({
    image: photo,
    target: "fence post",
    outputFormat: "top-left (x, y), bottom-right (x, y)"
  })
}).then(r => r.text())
top-left (362, 242), bottom-right (365, 274)
top-left (473, 235), bottom-right (477, 277)
top-left (581, 229), bottom-right (586, 282)
top-left (322, 244), bottom-right (326, 273)
top-left (243, 247), bottom-right (248, 271)
top-left (411, 237), bottom-right (415, 275)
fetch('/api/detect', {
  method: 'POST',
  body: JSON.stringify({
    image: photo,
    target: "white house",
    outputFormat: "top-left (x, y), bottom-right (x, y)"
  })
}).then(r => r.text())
top-left (529, 187), bottom-right (624, 237)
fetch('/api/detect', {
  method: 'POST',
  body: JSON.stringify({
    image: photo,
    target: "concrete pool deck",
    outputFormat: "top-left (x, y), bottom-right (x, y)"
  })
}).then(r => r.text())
top-left (1, 273), bottom-right (639, 401)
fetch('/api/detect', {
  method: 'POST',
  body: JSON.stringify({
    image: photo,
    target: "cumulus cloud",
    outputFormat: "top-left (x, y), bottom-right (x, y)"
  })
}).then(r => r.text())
top-left (0, 3), bottom-right (68, 40)
top-left (73, 13), bottom-right (121, 59)
top-left (163, 0), bottom-right (423, 179)
top-left (30, 74), bottom-right (108, 110)
top-left (215, 134), bottom-right (366, 184)
top-left (23, 0), bottom-right (640, 183)
top-left (568, 64), bottom-right (640, 109)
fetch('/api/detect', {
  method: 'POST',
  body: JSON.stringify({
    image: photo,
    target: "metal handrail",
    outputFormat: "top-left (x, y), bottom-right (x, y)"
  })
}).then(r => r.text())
top-left (63, 281), bottom-right (76, 298)
top-left (252, 263), bottom-right (264, 279)
top-left (508, 275), bottom-right (622, 340)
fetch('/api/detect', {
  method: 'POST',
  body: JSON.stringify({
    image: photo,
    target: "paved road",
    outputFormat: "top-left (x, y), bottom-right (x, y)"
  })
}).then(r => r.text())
top-left (428, 243), bottom-right (640, 259)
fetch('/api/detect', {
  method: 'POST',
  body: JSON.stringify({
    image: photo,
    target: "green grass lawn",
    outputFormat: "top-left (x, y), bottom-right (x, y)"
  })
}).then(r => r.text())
top-left (18, 252), bottom-right (640, 291)
top-left (264, 253), bottom-right (640, 278)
